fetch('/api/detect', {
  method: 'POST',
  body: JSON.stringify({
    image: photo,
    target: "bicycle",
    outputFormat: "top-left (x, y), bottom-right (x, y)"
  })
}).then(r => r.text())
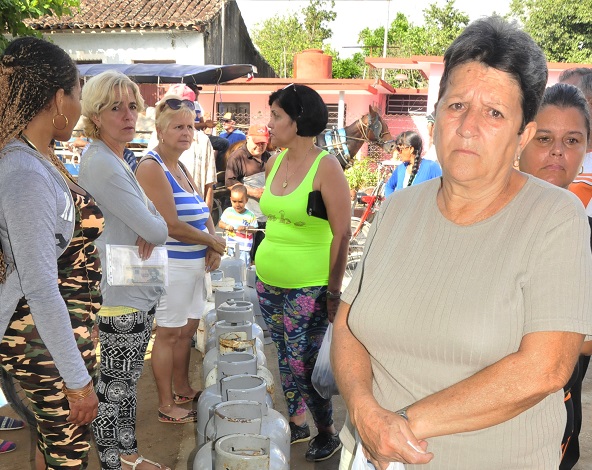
top-left (344, 161), bottom-right (395, 285)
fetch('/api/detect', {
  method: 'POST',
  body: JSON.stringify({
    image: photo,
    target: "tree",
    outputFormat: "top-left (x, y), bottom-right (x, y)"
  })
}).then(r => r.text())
top-left (509, 0), bottom-right (592, 62)
top-left (301, 0), bottom-right (336, 48)
top-left (421, 0), bottom-right (469, 55)
top-left (0, 0), bottom-right (80, 51)
top-left (332, 52), bottom-right (365, 79)
top-left (251, 0), bottom-right (337, 78)
top-left (357, 1), bottom-right (469, 88)
top-left (251, 15), bottom-right (308, 78)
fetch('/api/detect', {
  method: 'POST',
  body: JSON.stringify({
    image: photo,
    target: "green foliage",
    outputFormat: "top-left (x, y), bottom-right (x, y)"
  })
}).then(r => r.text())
top-left (301, 0), bottom-right (336, 48)
top-left (509, 0), bottom-right (592, 62)
top-left (251, 15), bottom-right (307, 78)
top-left (422, 0), bottom-right (469, 54)
top-left (332, 52), bottom-right (365, 79)
top-left (358, 0), bottom-right (469, 88)
top-left (251, 0), bottom-right (337, 78)
top-left (344, 158), bottom-right (379, 191)
top-left (0, 0), bottom-right (79, 51)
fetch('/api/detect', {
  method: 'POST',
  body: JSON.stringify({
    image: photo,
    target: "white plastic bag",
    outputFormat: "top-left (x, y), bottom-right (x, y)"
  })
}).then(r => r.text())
top-left (312, 323), bottom-right (339, 399)
top-left (352, 441), bottom-right (405, 470)
top-left (105, 244), bottom-right (168, 287)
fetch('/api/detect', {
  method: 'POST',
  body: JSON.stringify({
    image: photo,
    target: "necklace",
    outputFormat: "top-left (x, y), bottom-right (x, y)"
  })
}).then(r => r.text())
top-left (20, 133), bottom-right (42, 154)
top-left (283, 144), bottom-right (315, 189)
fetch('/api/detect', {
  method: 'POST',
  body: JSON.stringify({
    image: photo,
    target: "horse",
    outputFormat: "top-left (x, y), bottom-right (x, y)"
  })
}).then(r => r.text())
top-left (315, 105), bottom-right (396, 169)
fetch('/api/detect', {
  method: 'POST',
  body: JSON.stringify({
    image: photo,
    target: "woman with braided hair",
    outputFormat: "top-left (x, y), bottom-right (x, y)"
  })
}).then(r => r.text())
top-left (384, 130), bottom-right (441, 196)
top-left (0, 37), bottom-right (101, 468)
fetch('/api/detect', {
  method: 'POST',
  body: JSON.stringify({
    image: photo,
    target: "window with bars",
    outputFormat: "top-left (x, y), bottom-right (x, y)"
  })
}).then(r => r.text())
top-left (385, 95), bottom-right (428, 115)
top-left (326, 103), bottom-right (346, 130)
top-left (215, 103), bottom-right (252, 129)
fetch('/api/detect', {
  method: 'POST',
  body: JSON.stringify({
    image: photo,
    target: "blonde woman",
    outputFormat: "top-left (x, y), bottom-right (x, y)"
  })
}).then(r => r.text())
top-left (135, 96), bottom-right (224, 424)
top-left (78, 71), bottom-right (169, 470)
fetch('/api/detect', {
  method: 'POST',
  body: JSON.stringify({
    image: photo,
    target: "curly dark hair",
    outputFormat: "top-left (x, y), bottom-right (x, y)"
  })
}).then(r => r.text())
top-left (0, 37), bottom-right (78, 148)
top-left (268, 84), bottom-right (328, 137)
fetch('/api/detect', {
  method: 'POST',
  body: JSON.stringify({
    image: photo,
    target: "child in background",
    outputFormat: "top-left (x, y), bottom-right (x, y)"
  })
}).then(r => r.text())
top-left (218, 184), bottom-right (258, 265)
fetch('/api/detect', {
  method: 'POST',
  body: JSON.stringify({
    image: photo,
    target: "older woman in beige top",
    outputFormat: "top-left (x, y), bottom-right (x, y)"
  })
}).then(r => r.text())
top-left (332, 16), bottom-right (592, 470)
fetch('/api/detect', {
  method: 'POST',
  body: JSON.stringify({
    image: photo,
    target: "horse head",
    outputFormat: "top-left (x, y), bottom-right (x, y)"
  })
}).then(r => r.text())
top-left (362, 105), bottom-right (396, 154)
top-left (316, 105), bottom-right (396, 169)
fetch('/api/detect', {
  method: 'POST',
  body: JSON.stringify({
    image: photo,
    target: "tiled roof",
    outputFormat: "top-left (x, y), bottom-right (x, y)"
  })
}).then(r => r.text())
top-left (26, 0), bottom-right (221, 31)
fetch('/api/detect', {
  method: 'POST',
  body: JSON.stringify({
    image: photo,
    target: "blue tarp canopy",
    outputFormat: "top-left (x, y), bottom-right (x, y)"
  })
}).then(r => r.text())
top-left (77, 63), bottom-right (254, 85)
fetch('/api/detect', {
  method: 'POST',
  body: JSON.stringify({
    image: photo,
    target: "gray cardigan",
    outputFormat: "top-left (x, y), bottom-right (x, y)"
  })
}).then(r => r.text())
top-left (0, 139), bottom-right (90, 389)
top-left (79, 140), bottom-right (168, 310)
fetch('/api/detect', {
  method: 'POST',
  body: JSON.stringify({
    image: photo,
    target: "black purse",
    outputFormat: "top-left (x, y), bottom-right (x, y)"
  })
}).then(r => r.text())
top-left (307, 190), bottom-right (328, 220)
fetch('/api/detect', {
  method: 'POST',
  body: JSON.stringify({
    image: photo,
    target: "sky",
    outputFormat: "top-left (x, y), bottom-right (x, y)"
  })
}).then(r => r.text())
top-left (236, 0), bottom-right (513, 58)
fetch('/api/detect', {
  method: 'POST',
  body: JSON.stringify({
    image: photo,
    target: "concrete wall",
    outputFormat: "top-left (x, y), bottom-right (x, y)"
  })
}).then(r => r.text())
top-left (43, 30), bottom-right (205, 64)
top-left (204, 0), bottom-right (275, 77)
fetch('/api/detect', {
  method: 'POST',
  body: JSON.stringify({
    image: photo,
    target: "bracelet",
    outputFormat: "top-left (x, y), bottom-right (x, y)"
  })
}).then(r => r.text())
top-left (327, 290), bottom-right (342, 299)
top-left (395, 405), bottom-right (410, 421)
top-left (62, 379), bottom-right (94, 402)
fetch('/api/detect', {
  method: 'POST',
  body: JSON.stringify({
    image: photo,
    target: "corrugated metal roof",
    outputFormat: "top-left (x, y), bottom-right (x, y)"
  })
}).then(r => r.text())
top-left (26, 0), bottom-right (221, 30)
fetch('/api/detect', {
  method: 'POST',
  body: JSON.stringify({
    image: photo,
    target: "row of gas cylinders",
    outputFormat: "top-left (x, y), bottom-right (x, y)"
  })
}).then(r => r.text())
top-left (193, 257), bottom-right (290, 469)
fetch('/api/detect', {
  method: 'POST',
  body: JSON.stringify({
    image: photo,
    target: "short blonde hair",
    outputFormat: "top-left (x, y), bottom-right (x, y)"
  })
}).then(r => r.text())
top-left (154, 95), bottom-right (196, 136)
top-left (81, 70), bottom-right (145, 139)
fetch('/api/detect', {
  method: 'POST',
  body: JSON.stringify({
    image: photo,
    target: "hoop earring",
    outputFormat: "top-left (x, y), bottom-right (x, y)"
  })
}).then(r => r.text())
top-left (580, 166), bottom-right (584, 175)
top-left (52, 113), bottom-right (69, 131)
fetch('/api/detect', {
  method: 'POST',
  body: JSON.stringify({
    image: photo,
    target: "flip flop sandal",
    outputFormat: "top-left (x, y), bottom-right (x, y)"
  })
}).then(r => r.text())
top-left (0, 416), bottom-right (24, 430)
top-left (157, 407), bottom-right (197, 424)
top-left (173, 390), bottom-right (202, 405)
top-left (120, 455), bottom-right (170, 469)
top-left (0, 439), bottom-right (16, 454)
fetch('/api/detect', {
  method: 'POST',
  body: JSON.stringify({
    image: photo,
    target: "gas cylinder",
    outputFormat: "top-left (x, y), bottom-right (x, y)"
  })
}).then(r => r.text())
top-left (197, 374), bottom-right (274, 447)
top-left (204, 362), bottom-right (275, 397)
top-left (245, 265), bottom-right (269, 334)
top-left (201, 288), bottom-right (246, 353)
top-left (219, 242), bottom-right (246, 287)
top-left (205, 300), bottom-right (264, 354)
top-left (204, 397), bottom-right (290, 461)
top-left (202, 323), bottom-right (266, 382)
top-left (193, 433), bottom-right (288, 470)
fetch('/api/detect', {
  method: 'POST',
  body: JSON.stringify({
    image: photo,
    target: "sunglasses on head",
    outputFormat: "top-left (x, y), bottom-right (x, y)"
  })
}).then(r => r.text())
top-left (281, 83), bottom-right (304, 117)
top-left (164, 98), bottom-right (195, 110)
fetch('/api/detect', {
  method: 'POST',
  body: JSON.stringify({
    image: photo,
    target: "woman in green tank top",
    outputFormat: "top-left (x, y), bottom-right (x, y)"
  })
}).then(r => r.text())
top-left (255, 84), bottom-right (351, 463)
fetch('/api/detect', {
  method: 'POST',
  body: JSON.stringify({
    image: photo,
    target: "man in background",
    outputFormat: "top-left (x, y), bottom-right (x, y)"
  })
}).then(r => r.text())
top-left (186, 83), bottom-right (230, 173)
top-left (225, 124), bottom-right (271, 224)
top-left (219, 112), bottom-right (246, 146)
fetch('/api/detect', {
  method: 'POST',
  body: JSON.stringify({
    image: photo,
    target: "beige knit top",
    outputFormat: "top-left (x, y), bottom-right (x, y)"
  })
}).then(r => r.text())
top-left (341, 175), bottom-right (592, 469)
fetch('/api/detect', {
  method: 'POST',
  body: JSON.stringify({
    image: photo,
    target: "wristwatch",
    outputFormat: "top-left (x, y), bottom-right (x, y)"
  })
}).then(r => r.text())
top-left (326, 290), bottom-right (342, 300)
top-left (395, 405), bottom-right (410, 421)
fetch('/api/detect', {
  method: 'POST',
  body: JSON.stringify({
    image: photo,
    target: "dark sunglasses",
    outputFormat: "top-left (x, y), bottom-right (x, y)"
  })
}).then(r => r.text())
top-left (164, 98), bottom-right (195, 110)
top-left (396, 144), bottom-right (411, 151)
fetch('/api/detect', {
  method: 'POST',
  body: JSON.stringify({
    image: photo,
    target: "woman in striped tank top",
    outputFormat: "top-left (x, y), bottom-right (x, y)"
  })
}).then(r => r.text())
top-left (136, 95), bottom-right (226, 424)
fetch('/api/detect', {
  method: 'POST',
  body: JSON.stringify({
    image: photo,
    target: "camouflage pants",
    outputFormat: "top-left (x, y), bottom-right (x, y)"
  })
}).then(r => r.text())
top-left (0, 303), bottom-right (96, 469)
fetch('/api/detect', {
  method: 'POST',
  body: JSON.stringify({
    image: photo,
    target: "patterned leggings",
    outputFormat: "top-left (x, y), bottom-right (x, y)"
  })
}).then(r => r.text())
top-left (256, 280), bottom-right (333, 428)
top-left (92, 308), bottom-right (154, 470)
top-left (0, 304), bottom-right (96, 469)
